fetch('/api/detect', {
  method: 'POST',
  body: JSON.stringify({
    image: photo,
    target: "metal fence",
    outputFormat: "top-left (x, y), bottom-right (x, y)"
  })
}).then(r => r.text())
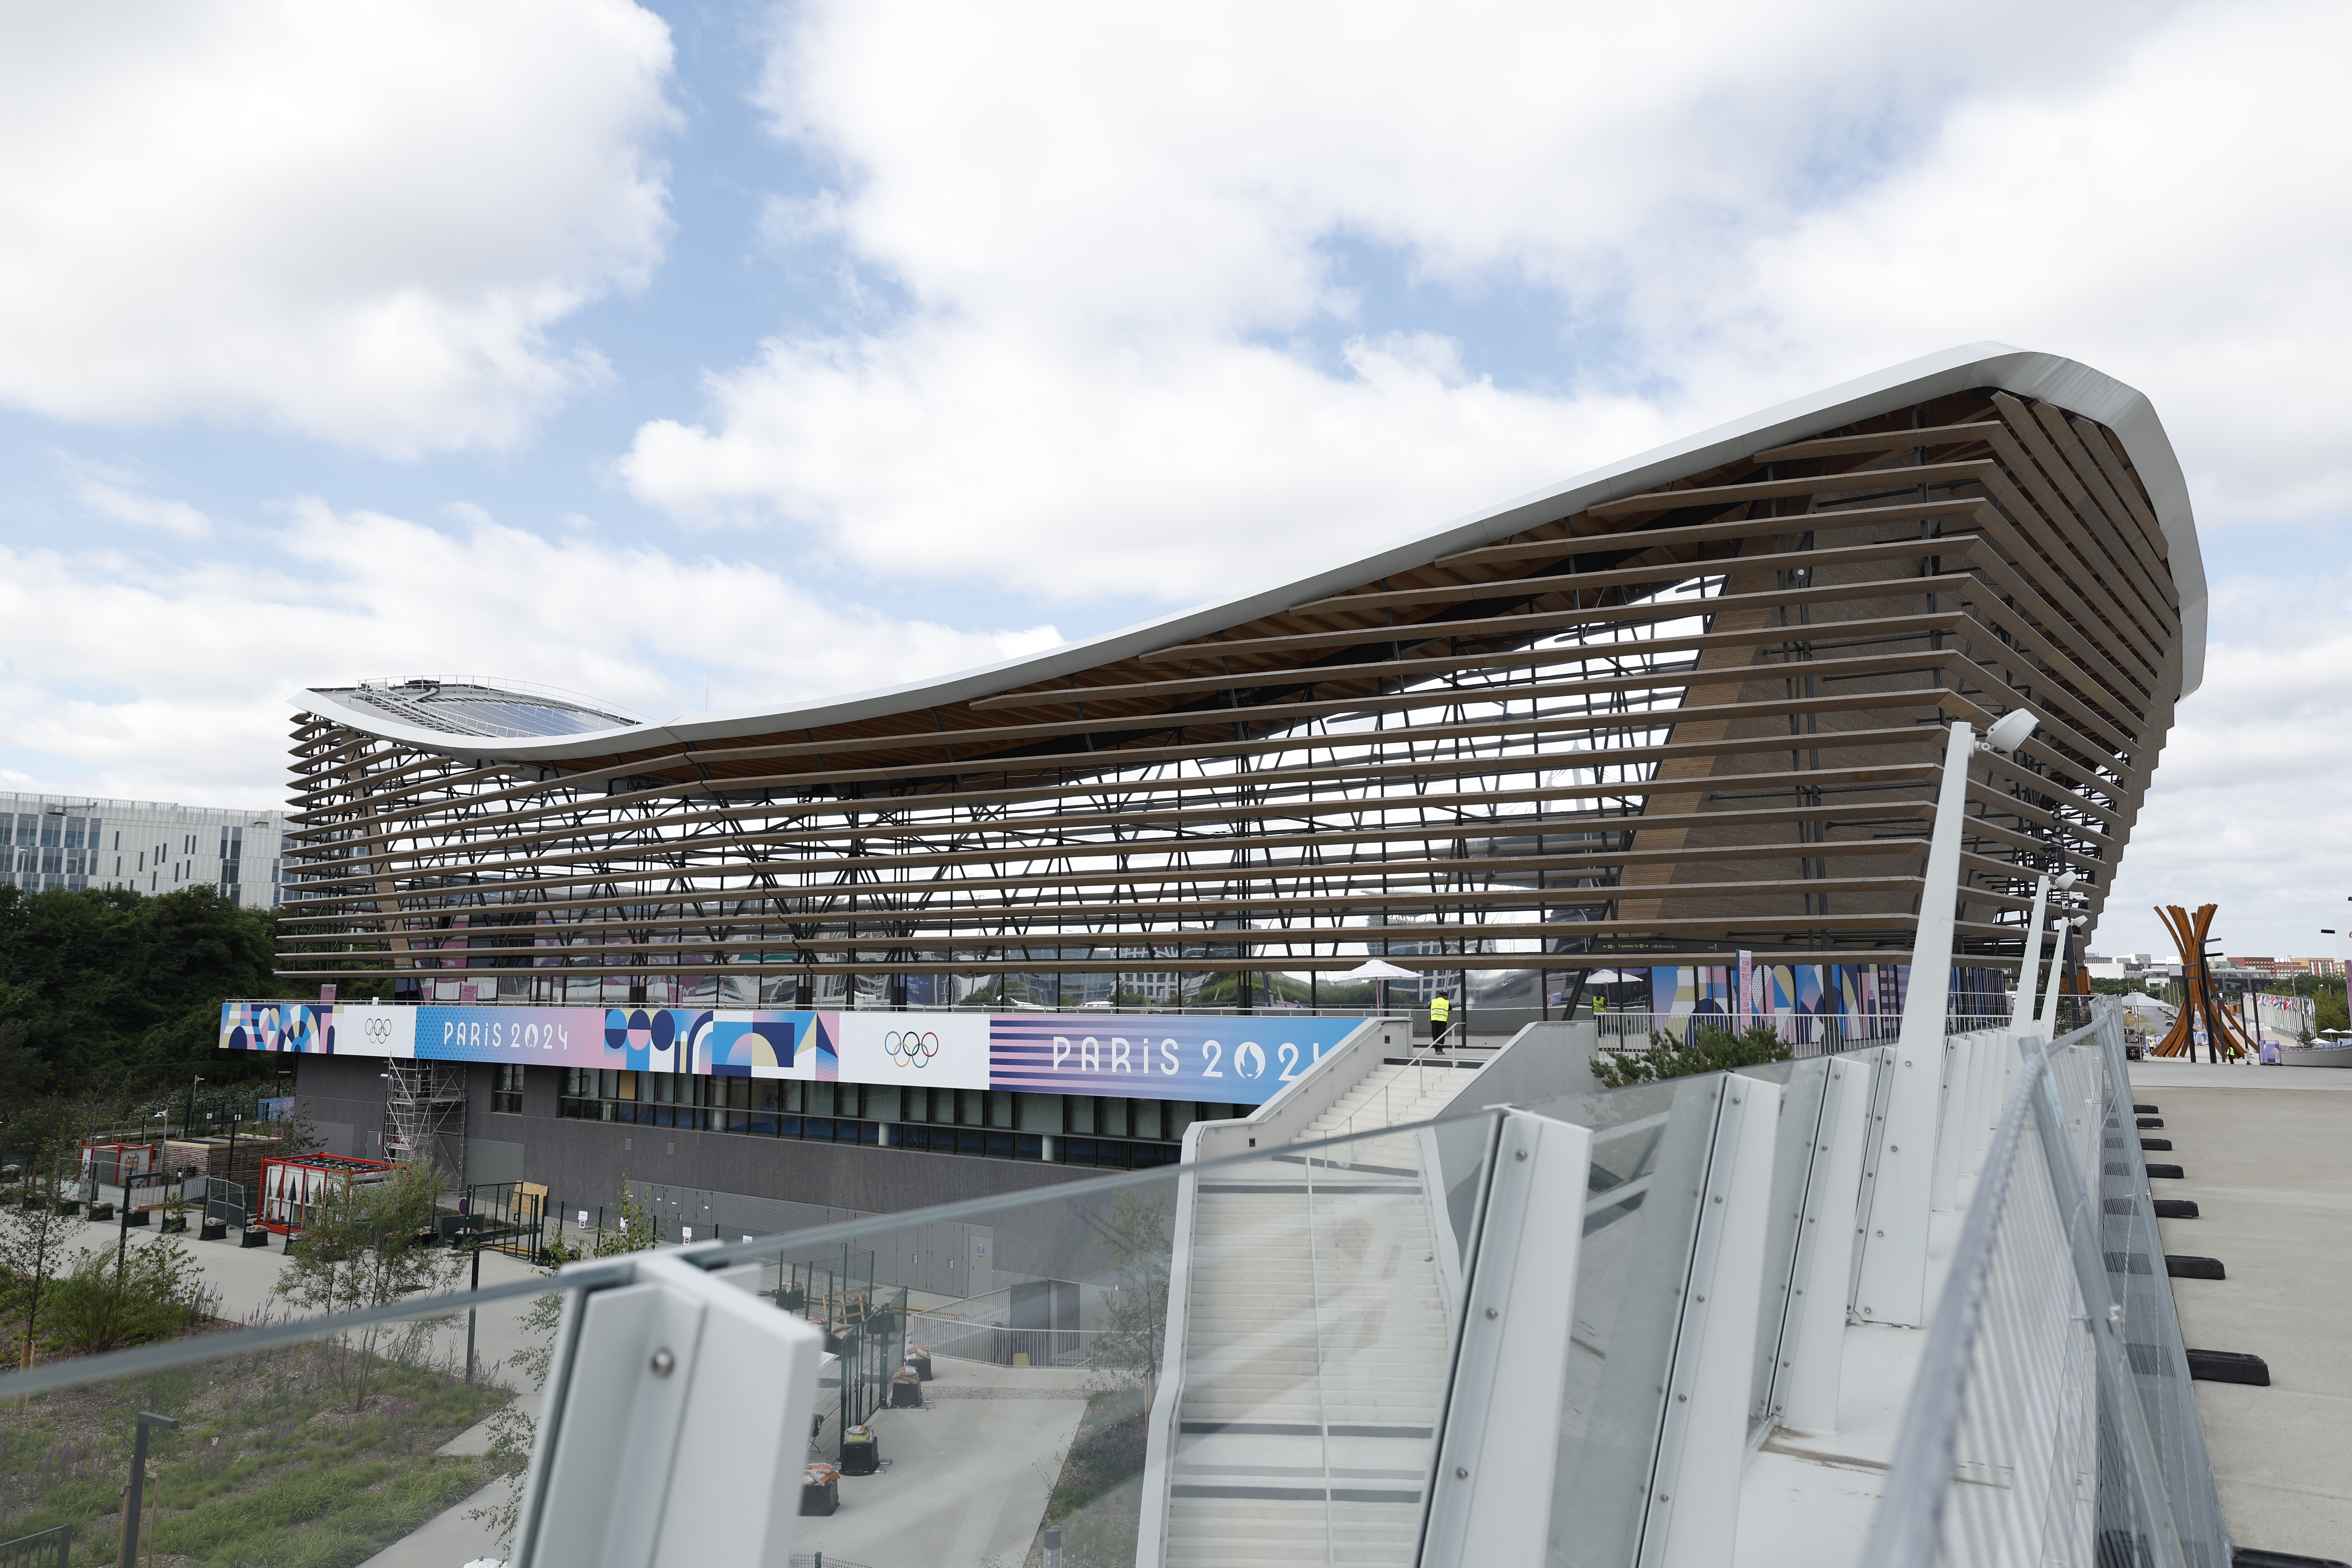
top-left (913, 1318), bottom-right (1099, 1368)
top-left (1867, 1002), bottom-right (2229, 1568)
top-left (203, 1176), bottom-right (249, 1229)
top-left (0, 1524), bottom-right (69, 1568)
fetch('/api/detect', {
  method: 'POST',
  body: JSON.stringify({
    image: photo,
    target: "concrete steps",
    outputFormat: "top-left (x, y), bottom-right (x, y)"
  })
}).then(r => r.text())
top-left (1161, 1060), bottom-right (1457, 1568)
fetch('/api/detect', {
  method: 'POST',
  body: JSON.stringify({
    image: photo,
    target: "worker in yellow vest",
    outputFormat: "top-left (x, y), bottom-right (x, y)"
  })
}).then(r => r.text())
top-left (1429, 991), bottom-right (1452, 1053)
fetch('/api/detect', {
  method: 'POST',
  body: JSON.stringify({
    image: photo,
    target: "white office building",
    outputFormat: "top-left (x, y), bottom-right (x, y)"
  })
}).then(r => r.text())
top-left (0, 789), bottom-right (289, 909)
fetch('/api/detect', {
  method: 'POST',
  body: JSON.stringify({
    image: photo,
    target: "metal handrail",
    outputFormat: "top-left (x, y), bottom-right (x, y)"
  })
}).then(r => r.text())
top-left (1867, 1005), bottom-right (2225, 1566)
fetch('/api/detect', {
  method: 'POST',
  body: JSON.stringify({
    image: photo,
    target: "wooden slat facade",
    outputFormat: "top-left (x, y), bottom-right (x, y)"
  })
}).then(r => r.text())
top-left (275, 377), bottom-right (2185, 1008)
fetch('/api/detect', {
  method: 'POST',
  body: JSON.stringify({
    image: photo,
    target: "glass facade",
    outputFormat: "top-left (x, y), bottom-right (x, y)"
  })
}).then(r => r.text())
top-left (0, 797), bottom-right (285, 906)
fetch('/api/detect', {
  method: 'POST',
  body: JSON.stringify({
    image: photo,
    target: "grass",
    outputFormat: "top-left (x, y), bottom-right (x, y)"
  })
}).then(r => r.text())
top-left (0, 1334), bottom-right (512, 1566)
top-left (1026, 1384), bottom-right (1151, 1568)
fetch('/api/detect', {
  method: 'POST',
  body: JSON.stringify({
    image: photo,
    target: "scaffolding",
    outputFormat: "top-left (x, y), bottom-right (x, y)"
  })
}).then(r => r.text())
top-left (383, 1059), bottom-right (468, 1174)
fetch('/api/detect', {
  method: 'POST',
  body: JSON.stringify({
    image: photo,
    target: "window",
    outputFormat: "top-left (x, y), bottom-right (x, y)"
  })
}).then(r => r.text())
top-left (491, 1063), bottom-right (525, 1114)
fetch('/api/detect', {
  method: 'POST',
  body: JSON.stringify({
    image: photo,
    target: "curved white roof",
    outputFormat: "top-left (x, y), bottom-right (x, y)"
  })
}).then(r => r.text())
top-left (299, 342), bottom-right (2202, 764)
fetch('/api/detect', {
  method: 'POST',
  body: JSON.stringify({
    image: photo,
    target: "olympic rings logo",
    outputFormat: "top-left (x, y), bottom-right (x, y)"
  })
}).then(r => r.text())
top-left (885, 1031), bottom-right (941, 1068)
top-left (365, 1016), bottom-right (393, 1045)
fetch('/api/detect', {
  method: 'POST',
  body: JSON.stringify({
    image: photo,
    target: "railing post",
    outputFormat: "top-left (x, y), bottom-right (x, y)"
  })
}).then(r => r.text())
top-left (2037, 915), bottom-right (2071, 1030)
top-left (1855, 719), bottom-right (1974, 1327)
top-left (2011, 875), bottom-right (2051, 1034)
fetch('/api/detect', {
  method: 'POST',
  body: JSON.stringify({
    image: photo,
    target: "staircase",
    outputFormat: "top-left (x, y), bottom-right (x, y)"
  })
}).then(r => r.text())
top-left (1158, 1049), bottom-right (1475, 1566)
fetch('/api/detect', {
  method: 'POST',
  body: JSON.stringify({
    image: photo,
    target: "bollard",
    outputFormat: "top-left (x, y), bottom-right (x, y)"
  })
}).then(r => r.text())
top-left (1044, 1523), bottom-right (1063, 1568)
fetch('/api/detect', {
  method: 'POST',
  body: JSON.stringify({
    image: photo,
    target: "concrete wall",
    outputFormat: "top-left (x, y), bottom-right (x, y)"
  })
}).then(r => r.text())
top-left (294, 1054), bottom-right (1098, 1228)
top-left (1435, 1019), bottom-right (1606, 1116)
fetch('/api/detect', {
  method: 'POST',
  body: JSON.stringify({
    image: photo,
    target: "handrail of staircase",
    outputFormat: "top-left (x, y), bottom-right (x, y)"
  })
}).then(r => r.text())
top-left (1337, 1030), bottom-right (1459, 1143)
top-left (1134, 1114), bottom-right (1212, 1568)
top-left (1136, 1015), bottom-right (1394, 1568)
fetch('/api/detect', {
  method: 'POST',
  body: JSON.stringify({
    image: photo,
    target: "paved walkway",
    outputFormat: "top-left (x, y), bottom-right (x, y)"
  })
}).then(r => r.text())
top-left (2129, 1060), bottom-right (2352, 1558)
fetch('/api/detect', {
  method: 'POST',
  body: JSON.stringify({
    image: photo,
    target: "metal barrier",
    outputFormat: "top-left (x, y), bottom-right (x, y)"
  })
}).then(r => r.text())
top-left (1868, 1002), bottom-right (2230, 1568)
top-left (463, 1181), bottom-right (550, 1263)
top-left (0, 1524), bottom-right (69, 1568)
top-left (203, 1176), bottom-right (249, 1229)
top-left (915, 1318), bottom-right (1098, 1368)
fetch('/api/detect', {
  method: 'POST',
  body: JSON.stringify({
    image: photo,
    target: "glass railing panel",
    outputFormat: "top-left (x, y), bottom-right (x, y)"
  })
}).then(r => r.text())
top-left (2, 1107), bottom-right (1494, 1568)
top-left (1516, 1074), bottom-right (1730, 1568)
top-left (0, 1272), bottom-right (549, 1568)
top-left (1737, 1054), bottom-right (1833, 1439)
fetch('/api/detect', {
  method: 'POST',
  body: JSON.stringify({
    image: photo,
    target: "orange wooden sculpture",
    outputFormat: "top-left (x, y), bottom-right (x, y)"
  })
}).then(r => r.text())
top-left (2150, 904), bottom-right (2254, 1060)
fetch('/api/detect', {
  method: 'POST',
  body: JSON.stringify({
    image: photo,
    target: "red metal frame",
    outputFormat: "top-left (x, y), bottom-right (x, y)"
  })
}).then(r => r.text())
top-left (256, 1152), bottom-right (397, 1234)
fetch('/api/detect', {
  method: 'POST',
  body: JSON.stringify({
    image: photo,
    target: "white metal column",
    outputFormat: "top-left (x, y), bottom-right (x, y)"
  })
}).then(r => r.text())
top-left (1854, 719), bottom-right (1973, 1327)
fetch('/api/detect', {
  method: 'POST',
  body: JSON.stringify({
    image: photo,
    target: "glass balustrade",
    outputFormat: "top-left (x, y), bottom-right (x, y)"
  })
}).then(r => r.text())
top-left (2, 1044), bottom-right (1905, 1568)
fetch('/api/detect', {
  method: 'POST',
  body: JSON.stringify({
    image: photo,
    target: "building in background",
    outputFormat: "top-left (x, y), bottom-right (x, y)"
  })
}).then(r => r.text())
top-left (0, 789), bottom-right (289, 909)
top-left (249, 343), bottom-right (2203, 1224)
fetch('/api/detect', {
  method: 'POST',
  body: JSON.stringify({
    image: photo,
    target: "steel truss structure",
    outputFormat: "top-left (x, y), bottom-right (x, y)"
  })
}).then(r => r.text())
top-left (275, 346), bottom-right (2202, 1009)
top-left (382, 1059), bottom-right (468, 1167)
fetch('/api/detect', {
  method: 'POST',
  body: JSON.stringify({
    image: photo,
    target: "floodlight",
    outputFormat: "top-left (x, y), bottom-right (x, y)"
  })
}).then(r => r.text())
top-left (1984, 708), bottom-right (2040, 753)
top-left (2071, 915), bottom-right (2089, 927)
top-left (2055, 871), bottom-right (2079, 892)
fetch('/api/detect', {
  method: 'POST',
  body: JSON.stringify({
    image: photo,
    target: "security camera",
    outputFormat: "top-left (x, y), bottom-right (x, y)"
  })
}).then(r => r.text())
top-left (1983, 708), bottom-right (2040, 753)
top-left (2054, 871), bottom-right (2078, 892)
top-left (2071, 915), bottom-right (2089, 927)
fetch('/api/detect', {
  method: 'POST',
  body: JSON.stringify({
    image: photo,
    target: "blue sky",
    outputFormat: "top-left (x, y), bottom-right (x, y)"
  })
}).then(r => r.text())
top-left (1, 0), bottom-right (2346, 960)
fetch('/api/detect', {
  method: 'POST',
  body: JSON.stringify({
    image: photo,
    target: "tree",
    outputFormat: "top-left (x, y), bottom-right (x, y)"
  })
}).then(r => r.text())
top-left (275, 1158), bottom-right (466, 1409)
top-left (1592, 1022), bottom-right (1795, 1087)
top-left (31, 1233), bottom-right (212, 1356)
top-left (1086, 1188), bottom-right (1172, 1399)
top-left (473, 1178), bottom-right (668, 1553)
top-left (0, 884), bottom-right (279, 1092)
top-left (0, 1183), bottom-right (80, 1367)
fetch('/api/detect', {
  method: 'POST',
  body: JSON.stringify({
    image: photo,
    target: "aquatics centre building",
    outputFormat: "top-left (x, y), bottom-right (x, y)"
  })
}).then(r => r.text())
top-left (234, 342), bottom-right (2202, 1218)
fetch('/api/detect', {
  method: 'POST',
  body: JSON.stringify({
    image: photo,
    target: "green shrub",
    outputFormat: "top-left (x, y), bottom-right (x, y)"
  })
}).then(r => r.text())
top-left (1592, 1022), bottom-right (1795, 1086)
top-left (36, 1234), bottom-right (213, 1354)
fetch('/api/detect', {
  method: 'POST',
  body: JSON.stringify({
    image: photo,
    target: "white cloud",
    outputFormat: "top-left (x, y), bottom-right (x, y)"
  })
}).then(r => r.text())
top-left (67, 463), bottom-right (213, 539)
top-left (2094, 570), bottom-right (2352, 960)
top-left (0, 1), bottom-right (677, 456)
top-left (623, 0), bottom-right (2350, 606)
top-left (624, 327), bottom-right (1670, 596)
top-left (1667, 0), bottom-right (2352, 524)
top-left (0, 504), bottom-right (1059, 804)
top-left (617, 0), bottom-right (2201, 593)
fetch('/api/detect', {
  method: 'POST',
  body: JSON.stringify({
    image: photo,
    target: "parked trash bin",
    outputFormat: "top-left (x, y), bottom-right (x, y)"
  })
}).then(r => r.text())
top-left (839, 1424), bottom-right (880, 1476)
top-left (800, 1464), bottom-right (840, 1516)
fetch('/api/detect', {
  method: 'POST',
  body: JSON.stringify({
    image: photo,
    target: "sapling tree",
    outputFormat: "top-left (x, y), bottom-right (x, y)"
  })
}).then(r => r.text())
top-left (0, 1184), bottom-right (80, 1366)
top-left (275, 1157), bottom-right (465, 1408)
top-left (1086, 1187), bottom-right (1172, 1401)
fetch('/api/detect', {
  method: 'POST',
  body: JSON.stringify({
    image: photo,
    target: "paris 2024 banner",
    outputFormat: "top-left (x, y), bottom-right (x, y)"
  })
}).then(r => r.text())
top-left (219, 1001), bottom-right (1370, 1108)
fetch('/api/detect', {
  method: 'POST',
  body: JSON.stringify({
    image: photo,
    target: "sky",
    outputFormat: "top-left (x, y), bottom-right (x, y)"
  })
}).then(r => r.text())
top-left (0, 0), bottom-right (2346, 962)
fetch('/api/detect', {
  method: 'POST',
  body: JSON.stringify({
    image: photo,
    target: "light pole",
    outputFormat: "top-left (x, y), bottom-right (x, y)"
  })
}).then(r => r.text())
top-left (186, 1075), bottom-right (204, 1140)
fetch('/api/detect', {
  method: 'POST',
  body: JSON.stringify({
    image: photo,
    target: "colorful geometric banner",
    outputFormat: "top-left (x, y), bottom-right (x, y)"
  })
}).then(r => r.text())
top-left (221, 1002), bottom-right (1371, 1106)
